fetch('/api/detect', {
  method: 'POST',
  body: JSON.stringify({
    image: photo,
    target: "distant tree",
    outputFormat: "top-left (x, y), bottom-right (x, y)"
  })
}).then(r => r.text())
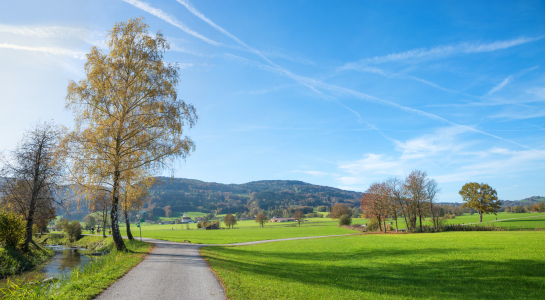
top-left (255, 213), bottom-right (268, 228)
top-left (459, 182), bottom-right (501, 222)
top-left (164, 206), bottom-right (172, 218)
top-left (83, 215), bottom-right (96, 231)
top-left (223, 213), bottom-right (237, 229)
top-left (504, 207), bottom-right (510, 213)
top-left (0, 122), bottom-right (66, 252)
top-left (330, 204), bottom-right (351, 219)
top-left (426, 179), bottom-right (441, 231)
top-left (63, 220), bottom-right (82, 242)
top-left (293, 211), bottom-right (304, 226)
top-left (64, 18), bottom-right (197, 251)
top-left (361, 182), bottom-right (391, 233)
top-left (55, 218), bottom-right (68, 231)
top-left (404, 170), bottom-right (429, 232)
top-left (339, 214), bottom-right (352, 226)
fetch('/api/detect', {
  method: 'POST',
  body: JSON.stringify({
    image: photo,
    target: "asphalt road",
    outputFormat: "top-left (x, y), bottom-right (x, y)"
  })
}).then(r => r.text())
top-left (95, 238), bottom-right (225, 300)
top-left (96, 234), bottom-right (354, 300)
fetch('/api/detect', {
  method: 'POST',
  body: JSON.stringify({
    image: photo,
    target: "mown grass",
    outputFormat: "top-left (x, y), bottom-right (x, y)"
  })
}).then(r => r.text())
top-left (201, 231), bottom-right (545, 300)
top-left (0, 238), bottom-right (152, 300)
top-left (121, 224), bottom-right (356, 244)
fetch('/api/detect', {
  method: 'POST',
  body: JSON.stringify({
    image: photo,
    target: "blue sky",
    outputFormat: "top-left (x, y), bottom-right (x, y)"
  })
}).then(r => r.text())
top-left (1, 0), bottom-right (544, 202)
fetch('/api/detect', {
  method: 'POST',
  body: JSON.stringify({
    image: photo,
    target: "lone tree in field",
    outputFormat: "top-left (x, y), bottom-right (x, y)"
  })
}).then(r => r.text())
top-left (330, 203), bottom-right (351, 219)
top-left (65, 18), bottom-right (197, 251)
top-left (255, 213), bottom-right (268, 228)
top-left (292, 210), bottom-right (304, 226)
top-left (0, 122), bottom-right (65, 252)
top-left (459, 182), bottom-right (501, 222)
top-left (223, 213), bottom-right (237, 229)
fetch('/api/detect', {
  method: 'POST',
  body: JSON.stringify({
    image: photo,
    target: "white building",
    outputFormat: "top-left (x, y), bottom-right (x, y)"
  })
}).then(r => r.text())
top-left (181, 212), bottom-right (193, 223)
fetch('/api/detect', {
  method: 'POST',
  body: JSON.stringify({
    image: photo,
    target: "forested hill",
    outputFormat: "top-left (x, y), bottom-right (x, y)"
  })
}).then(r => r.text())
top-left (147, 177), bottom-right (362, 213)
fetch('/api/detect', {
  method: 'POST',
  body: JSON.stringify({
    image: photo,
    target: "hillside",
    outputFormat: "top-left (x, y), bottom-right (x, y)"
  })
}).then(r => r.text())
top-left (147, 177), bottom-right (362, 213)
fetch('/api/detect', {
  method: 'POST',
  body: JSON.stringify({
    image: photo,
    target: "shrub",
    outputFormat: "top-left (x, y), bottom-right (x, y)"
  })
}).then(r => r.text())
top-left (55, 218), bottom-right (68, 231)
top-left (62, 220), bottom-right (82, 242)
top-left (339, 214), bottom-right (352, 226)
top-left (0, 211), bottom-right (26, 249)
top-left (443, 214), bottom-right (455, 219)
top-left (366, 218), bottom-right (380, 231)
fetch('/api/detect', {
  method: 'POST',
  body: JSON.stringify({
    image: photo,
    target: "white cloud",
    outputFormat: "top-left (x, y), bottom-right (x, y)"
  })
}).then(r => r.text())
top-left (0, 24), bottom-right (106, 47)
top-left (487, 76), bottom-right (511, 95)
top-left (0, 43), bottom-right (86, 59)
top-left (340, 36), bottom-right (544, 68)
top-left (292, 170), bottom-right (328, 177)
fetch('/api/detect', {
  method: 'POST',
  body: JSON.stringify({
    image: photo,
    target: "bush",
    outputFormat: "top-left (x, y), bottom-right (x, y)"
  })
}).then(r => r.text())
top-left (443, 214), bottom-right (455, 219)
top-left (366, 218), bottom-right (380, 231)
top-left (339, 214), bottom-right (352, 226)
top-left (62, 220), bottom-right (82, 242)
top-left (0, 211), bottom-right (26, 249)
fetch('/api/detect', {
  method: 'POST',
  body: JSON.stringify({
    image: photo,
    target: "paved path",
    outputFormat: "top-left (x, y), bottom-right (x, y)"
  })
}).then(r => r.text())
top-left (96, 234), bottom-right (354, 300)
top-left (461, 215), bottom-right (542, 225)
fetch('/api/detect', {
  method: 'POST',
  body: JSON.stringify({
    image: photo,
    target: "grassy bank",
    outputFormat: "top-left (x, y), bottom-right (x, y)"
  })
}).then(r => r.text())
top-left (0, 244), bottom-right (53, 278)
top-left (34, 234), bottom-right (115, 251)
top-left (201, 231), bottom-right (545, 299)
top-left (1, 238), bottom-right (152, 299)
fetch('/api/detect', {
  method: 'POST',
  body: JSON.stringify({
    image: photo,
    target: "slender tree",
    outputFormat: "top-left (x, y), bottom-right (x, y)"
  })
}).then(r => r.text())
top-left (223, 213), bottom-right (237, 229)
top-left (361, 182), bottom-right (391, 233)
top-left (426, 179), bottom-right (441, 230)
top-left (459, 182), bottom-right (501, 222)
top-left (255, 213), bottom-right (268, 228)
top-left (404, 170), bottom-right (429, 232)
top-left (292, 210), bottom-right (304, 226)
top-left (64, 18), bottom-right (197, 251)
top-left (0, 122), bottom-right (66, 252)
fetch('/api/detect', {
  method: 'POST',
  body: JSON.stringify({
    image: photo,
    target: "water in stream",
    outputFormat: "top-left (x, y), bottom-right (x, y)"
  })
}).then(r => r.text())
top-left (0, 245), bottom-right (99, 284)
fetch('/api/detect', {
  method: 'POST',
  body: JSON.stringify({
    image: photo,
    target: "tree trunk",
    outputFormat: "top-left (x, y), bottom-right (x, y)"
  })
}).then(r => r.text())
top-left (383, 219), bottom-right (386, 233)
top-left (111, 170), bottom-right (126, 251)
top-left (395, 218), bottom-right (398, 232)
top-left (479, 212), bottom-right (483, 223)
top-left (23, 214), bottom-right (34, 252)
top-left (125, 209), bottom-right (134, 240)
top-left (378, 216), bottom-right (382, 232)
top-left (103, 215), bottom-right (107, 238)
top-left (419, 213), bottom-right (423, 232)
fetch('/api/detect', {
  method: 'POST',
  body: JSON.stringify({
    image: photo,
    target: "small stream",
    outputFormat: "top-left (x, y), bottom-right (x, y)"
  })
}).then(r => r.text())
top-left (1, 245), bottom-right (99, 284)
top-left (39, 245), bottom-right (97, 278)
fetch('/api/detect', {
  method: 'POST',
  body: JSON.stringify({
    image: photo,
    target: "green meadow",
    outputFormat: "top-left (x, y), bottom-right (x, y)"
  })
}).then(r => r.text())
top-left (114, 212), bottom-right (545, 244)
top-left (120, 221), bottom-right (356, 244)
top-left (201, 231), bottom-right (545, 300)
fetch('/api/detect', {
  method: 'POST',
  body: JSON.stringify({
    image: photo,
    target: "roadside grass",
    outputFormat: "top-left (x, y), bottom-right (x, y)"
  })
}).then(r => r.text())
top-left (121, 224), bottom-right (356, 244)
top-left (0, 238), bottom-right (152, 300)
top-left (201, 231), bottom-right (545, 300)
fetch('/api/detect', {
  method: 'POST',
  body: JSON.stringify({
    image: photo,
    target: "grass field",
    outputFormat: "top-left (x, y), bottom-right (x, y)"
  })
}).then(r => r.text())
top-left (201, 231), bottom-right (545, 299)
top-left (120, 223), bottom-right (356, 244)
top-left (115, 212), bottom-right (545, 244)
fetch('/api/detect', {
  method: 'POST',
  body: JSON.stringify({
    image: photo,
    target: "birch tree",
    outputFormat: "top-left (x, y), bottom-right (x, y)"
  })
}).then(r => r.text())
top-left (64, 18), bottom-right (197, 251)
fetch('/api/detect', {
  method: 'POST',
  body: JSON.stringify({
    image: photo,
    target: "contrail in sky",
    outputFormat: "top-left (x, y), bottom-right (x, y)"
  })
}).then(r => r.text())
top-left (128, 0), bottom-right (531, 149)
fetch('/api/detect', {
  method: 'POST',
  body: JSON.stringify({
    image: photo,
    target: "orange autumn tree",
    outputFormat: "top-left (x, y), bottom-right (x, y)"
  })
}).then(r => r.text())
top-left (64, 18), bottom-right (197, 251)
top-left (361, 182), bottom-right (391, 233)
